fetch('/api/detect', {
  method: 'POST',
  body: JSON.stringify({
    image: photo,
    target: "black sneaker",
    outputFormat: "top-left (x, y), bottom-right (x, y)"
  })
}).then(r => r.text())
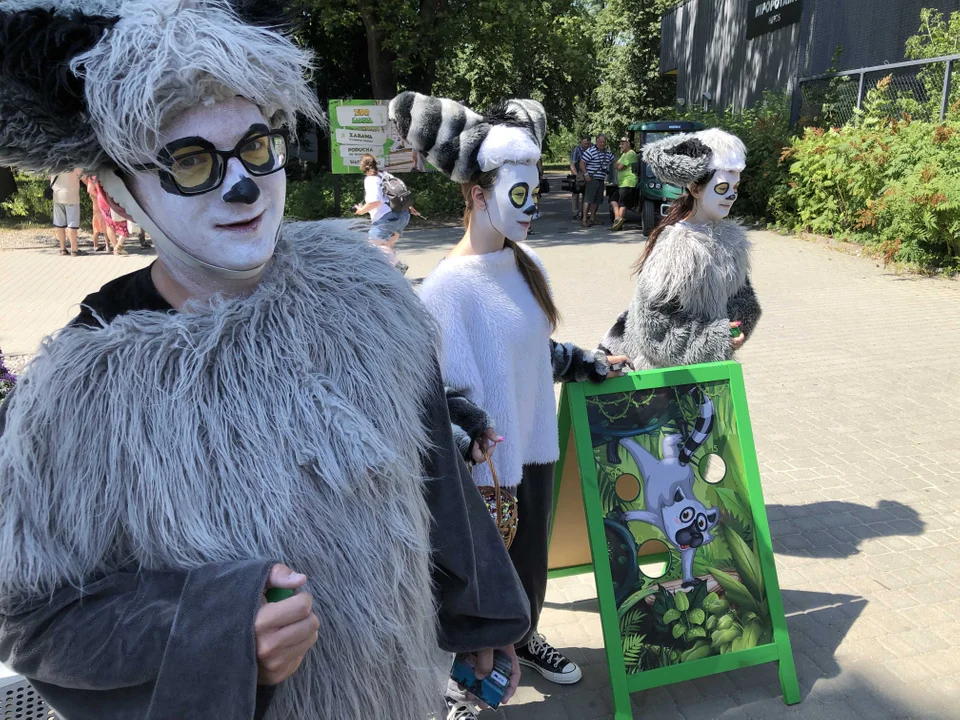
top-left (516, 631), bottom-right (582, 685)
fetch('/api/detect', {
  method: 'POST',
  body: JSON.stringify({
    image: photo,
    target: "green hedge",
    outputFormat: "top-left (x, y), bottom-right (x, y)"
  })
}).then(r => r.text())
top-left (3, 171), bottom-right (466, 225)
top-left (773, 79), bottom-right (960, 271)
top-left (1, 172), bottom-right (94, 226)
top-left (284, 172), bottom-right (466, 221)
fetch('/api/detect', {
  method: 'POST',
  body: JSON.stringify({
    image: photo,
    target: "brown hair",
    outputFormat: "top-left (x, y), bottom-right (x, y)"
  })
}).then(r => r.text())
top-left (632, 170), bottom-right (715, 275)
top-left (359, 153), bottom-right (379, 175)
top-left (462, 169), bottom-right (561, 331)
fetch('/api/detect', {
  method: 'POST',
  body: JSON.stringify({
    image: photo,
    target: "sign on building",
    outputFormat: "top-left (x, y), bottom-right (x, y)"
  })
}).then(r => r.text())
top-left (747, 0), bottom-right (803, 39)
top-left (328, 99), bottom-right (428, 174)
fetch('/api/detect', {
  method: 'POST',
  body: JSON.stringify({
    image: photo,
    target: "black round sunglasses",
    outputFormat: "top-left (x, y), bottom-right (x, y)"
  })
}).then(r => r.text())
top-left (135, 129), bottom-right (288, 197)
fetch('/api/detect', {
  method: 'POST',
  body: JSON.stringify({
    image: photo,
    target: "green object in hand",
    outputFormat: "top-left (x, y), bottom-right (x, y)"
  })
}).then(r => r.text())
top-left (265, 588), bottom-right (295, 603)
top-left (730, 325), bottom-right (742, 338)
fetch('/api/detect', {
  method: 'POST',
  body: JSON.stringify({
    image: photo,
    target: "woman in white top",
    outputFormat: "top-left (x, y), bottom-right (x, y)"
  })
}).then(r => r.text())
top-left (391, 91), bottom-right (627, 705)
top-left (353, 153), bottom-right (419, 272)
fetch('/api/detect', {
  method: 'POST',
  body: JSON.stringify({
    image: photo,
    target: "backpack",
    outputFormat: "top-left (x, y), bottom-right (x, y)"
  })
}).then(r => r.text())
top-left (379, 171), bottom-right (413, 212)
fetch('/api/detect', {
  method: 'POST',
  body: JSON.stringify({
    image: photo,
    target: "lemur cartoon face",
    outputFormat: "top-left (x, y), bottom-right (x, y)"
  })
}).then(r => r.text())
top-left (661, 485), bottom-right (719, 551)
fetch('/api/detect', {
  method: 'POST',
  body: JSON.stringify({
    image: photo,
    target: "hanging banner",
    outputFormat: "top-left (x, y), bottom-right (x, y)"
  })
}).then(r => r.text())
top-left (328, 99), bottom-right (428, 175)
top-left (548, 362), bottom-right (799, 717)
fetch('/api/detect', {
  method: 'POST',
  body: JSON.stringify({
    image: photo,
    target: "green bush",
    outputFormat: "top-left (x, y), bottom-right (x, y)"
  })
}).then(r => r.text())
top-left (774, 78), bottom-right (960, 270)
top-left (275, 172), bottom-right (467, 221)
top-left (1, 172), bottom-right (94, 226)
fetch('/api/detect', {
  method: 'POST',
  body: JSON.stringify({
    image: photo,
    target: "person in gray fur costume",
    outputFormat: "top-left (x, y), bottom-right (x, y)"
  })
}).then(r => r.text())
top-left (0, 2), bottom-right (531, 719)
top-left (599, 128), bottom-right (762, 368)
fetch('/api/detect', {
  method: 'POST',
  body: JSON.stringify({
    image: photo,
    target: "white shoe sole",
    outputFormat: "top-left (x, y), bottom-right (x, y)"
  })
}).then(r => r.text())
top-left (518, 657), bottom-right (583, 685)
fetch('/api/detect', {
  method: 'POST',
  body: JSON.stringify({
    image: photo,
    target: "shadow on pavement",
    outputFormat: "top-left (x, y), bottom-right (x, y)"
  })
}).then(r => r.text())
top-left (493, 589), bottom-right (949, 719)
top-left (768, 499), bottom-right (924, 559)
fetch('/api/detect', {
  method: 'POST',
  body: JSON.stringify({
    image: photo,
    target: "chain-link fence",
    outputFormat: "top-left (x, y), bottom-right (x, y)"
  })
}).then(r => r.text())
top-left (794, 54), bottom-right (960, 127)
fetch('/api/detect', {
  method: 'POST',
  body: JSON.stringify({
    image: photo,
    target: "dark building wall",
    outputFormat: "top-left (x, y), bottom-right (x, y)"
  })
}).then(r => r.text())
top-left (662, 0), bottom-right (960, 111)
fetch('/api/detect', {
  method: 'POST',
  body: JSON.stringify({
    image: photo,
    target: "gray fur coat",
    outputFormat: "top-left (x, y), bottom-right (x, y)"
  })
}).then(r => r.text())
top-left (0, 222), bottom-right (529, 720)
top-left (600, 220), bottom-right (761, 368)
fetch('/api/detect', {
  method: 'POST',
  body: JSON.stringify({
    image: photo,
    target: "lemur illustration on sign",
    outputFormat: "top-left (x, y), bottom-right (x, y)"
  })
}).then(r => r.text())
top-left (619, 387), bottom-right (719, 586)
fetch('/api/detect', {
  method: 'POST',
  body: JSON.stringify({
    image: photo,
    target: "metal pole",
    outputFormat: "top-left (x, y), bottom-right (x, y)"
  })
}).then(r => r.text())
top-left (856, 73), bottom-right (866, 110)
top-left (941, 59), bottom-right (953, 120)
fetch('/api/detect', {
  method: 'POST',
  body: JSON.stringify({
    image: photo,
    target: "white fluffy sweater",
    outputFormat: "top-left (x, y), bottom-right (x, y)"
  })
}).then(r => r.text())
top-left (419, 245), bottom-right (559, 488)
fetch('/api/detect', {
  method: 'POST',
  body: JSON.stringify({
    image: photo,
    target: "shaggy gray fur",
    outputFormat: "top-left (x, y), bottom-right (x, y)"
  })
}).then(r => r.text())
top-left (642, 129), bottom-right (747, 189)
top-left (0, 0), bottom-right (323, 173)
top-left (600, 220), bottom-right (761, 369)
top-left (550, 340), bottom-right (610, 383)
top-left (0, 221), bottom-right (448, 719)
top-left (642, 133), bottom-right (713, 188)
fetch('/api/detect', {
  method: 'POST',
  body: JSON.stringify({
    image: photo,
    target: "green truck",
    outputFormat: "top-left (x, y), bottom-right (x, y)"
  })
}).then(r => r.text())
top-left (625, 120), bottom-right (704, 235)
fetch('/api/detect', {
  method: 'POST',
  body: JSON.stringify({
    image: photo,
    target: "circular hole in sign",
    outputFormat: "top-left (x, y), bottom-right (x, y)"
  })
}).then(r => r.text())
top-left (701, 453), bottom-right (727, 484)
top-left (637, 539), bottom-right (670, 578)
top-left (615, 473), bottom-right (641, 503)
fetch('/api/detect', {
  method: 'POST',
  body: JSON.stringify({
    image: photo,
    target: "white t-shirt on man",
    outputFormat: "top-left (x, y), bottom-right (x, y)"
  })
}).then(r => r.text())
top-left (51, 171), bottom-right (81, 205)
top-left (364, 174), bottom-right (391, 223)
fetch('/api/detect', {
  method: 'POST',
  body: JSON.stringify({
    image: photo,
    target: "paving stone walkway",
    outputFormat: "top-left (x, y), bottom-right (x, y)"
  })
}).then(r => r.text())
top-left (1, 180), bottom-right (959, 719)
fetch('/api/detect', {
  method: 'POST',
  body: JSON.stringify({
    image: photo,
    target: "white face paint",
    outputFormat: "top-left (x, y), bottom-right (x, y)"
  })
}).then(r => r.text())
top-left (126, 97), bottom-right (285, 272)
top-left (698, 169), bottom-right (741, 221)
top-left (484, 162), bottom-right (540, 242)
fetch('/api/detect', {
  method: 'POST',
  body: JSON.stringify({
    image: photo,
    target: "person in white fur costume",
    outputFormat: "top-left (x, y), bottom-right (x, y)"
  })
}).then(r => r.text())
top-left (599, 128), bottom-right (762, 368)
top-left (389, 91), bottom-right (628, 714)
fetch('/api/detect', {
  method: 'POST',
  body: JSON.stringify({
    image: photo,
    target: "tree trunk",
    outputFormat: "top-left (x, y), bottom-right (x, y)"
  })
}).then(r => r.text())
top-left (411, 0), bottom-right (445, 94)
top-left (357, 0), bottom-right (396, 98)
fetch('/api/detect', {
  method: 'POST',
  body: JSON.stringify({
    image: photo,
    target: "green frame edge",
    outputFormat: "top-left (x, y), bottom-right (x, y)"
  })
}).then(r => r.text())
top-left (556, 362), bottom-right (801, 719)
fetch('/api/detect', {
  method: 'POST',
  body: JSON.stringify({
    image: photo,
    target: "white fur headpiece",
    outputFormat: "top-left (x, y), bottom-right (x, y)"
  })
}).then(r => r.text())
top-left (642, 128), bottom-right (747, 188)
top-left (389, 91), bottom-right (546, 183)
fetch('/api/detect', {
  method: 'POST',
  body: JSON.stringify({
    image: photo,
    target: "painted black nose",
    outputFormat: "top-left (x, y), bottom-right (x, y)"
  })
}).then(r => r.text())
top-left (523, 204), bottom-right (537, 216)
top-left (676, 526), bottom-right (704, 548)
top-left (223, 177), bottom-right (260, 204)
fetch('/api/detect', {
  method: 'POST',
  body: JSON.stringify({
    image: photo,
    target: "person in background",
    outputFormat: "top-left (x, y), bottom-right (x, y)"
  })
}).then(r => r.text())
top-left (96, 182), bottom-right (129, 255)
top-left (579, 133), bottom-right (614, 228)
top-left (353, 153), bottom-right (420, 274)
top-left (568, 134), bottom-right (590, 220)
top-left (81, 173), bottom-right (107, 251)
top-left (610, 136), bottom-right (638, 231)
top-left (50, 168), bottom-right (84, 256)
top-left (391, 91), bottom-right (629, 720)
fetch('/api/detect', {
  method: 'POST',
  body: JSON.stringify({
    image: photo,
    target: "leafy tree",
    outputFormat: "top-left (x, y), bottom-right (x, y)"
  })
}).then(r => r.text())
top-left (587, 0), bottom-right (676, 137)
top-left (432, 0), bottom-right (596, 129)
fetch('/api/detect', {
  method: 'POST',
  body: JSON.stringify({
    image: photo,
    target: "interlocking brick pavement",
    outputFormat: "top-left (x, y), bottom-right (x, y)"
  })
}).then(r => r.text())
top-left (1, 179), bottom-right (959, 719)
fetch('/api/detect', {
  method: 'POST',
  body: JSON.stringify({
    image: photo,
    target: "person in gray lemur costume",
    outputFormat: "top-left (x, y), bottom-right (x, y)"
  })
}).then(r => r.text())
top-left (0, 2), bottom-right (531, 719)
top-left (599, 128), bottom-right (762, 368)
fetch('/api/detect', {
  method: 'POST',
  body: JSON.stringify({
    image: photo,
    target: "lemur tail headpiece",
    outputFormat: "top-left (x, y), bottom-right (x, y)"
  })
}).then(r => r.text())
top-left (0, 0), bottom-right (324, 174)
top-left (388, 91), bottom-right (546, 183)
top-left (642, 128), bottom-right (746, 188)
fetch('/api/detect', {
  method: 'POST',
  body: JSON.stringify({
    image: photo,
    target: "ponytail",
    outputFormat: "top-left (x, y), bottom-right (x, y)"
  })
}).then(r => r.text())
top-left (632, 193), bottom-right (694, 275)
top-left (503, 238), bottom-right (561, 331)
top-left (462, 169), bottom-right (561, 331)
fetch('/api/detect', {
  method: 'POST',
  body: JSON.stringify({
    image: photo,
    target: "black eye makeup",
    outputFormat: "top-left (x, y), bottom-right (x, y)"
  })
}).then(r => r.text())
top-left (509, 182), bottom-right (530, 208)
top-left (714, 182), bottom-right (730, 195)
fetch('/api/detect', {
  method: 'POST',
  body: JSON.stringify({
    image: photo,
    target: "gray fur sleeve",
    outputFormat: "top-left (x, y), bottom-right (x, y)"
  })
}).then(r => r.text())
top-left (727, 277), bottom-right (762, 340)
top-left (550, 339), bottom-right (610, 384)
top-left (598, 311), bottom-right (629, 357)
top-left (421, 367), bottom-right (530, 652)
top-left (446, 386), bottom-right (494, 462)
top-left (629, 297), bottom-right (733, 368)
top-left (0, 560), bottom-right (275, 719)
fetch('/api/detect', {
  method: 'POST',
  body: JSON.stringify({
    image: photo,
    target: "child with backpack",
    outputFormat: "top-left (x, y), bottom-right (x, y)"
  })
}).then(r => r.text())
top-left (353, 153), bottom-right (421, 274)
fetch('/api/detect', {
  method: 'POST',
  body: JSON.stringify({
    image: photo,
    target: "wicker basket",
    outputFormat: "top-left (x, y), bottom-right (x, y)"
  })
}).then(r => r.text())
top-left (476, 453), bottom-right (518, 549)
